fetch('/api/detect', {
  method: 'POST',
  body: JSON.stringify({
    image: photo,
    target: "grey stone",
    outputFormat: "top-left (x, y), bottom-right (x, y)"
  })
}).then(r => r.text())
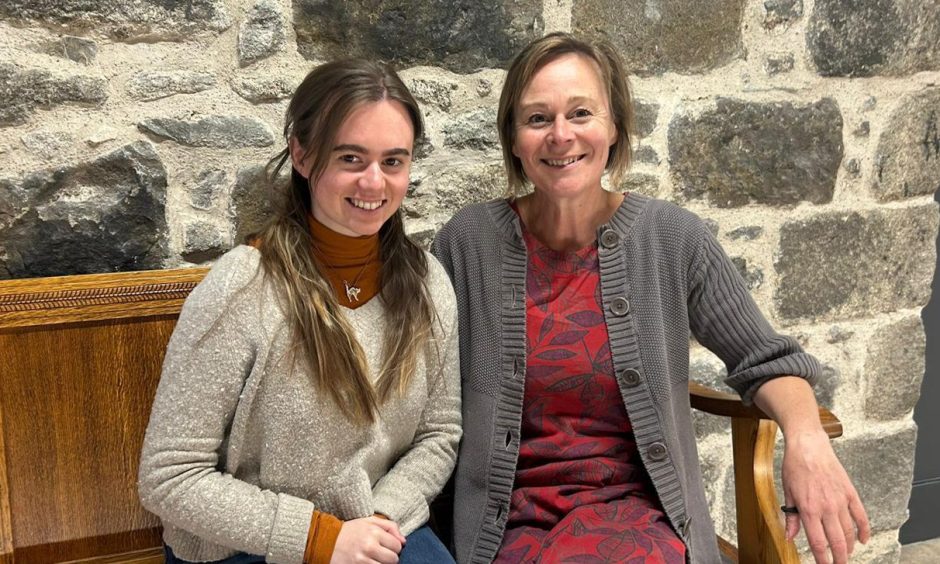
top-left (0, 63), bottom-right (108, 127)
top-left (730, 256), bottom-right (763, 290)
top-left (863, 96), bottom-right (878, 111)
top-left (863, 545), bottom-right (902, 564)
top-left (634, 145), bottom-right (660, 165)
top-left (775, 205), bottom-right (939, 320)
top-left (59, 36), bottom-right (97, 64)
top-left (573, 0), bottom-right (745, 75)
top-left (808, 0), bottom-right (940, 77)
top-left (238, 0), bottom-right (286, 66)
top-left (689, 354), bottom-right (730, 392)
top-left (619, 173), bottom-right (660, 197)
top-left (763, 0), bottom-right (802, 28)
top-left (634, 100), bottom-right (659, 138)
top-left (764, 53), bottom-right (795, 75)
top-left (669, 98), bottom-right (843, 208)
top-left (815, 364), bottom-right (838, 409)
top-left (139, 115), bottom-right (274, 148)
top-left (231, 165), bottom-right (280, 244)
top-left (864, 315), bottom-right (925, 420)
top-left (126, 71), bottom-right (217, 101)
top-left (476, 79), bottom-right (493, 98)
top-left (727, 225), bottom-right (763, 240)
top-left (698, 450), bottom-right (734, 518)
top-left (293, 0), bottom-right (543, 74)
top-left (231, 76), bottom-right (294, 103)
top-left (0, 0), bottom-right (230, 38)
top-left (85, 127), bottom-right (119, 147)
top-left (703, 218), bottom-right (719, 237)
top-left (405, 162), bottom-right (505, 219)
top-left (826, 325), bottom-right (854, 344)
top-left (182, 220), bottom-right (228, 263)
top-left (20, 130), bottom-right (73, 160)
top-left (413, 134), bottom-right (434, 161)
top-left (854, 121), bottom-right (870, 137)
top-left (844, 158), bottom-right (860, 176)
top-left (833, 426), bottom-right (916, 532)
top-left (408, 77), bottom-right (457, 112)
top-left (0, 141), bottom-right (168, 279)
top-left (189, 169), bottom-right (228, 210)
top-left (872, 89), bottom-right (940, 201)
top-left (442, 107), bottom-right (499, 151)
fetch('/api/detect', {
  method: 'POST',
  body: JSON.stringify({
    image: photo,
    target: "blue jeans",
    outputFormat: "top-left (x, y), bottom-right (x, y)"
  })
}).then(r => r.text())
top-left (163, 524), bottom-right (453, 564)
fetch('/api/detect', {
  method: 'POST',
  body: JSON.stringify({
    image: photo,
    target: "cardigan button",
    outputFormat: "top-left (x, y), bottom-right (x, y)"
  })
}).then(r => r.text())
top-left (610, 297), bottom-right (630, 316)
top-left (600, 229), bottom-right (620, 249)
top-left (620, 368), bottom-right (641, 387)
top-left (648, 442), bottom-right (668, 461)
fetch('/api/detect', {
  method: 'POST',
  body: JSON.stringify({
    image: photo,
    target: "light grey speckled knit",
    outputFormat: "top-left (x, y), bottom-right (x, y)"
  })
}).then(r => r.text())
top-left (138, 245), bottom-right (461, 564)
top-left (431, 194), bottom-right (819, 564)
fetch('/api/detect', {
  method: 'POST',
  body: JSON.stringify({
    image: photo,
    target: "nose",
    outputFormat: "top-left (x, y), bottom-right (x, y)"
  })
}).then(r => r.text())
top-left (548, 117), bottom-right (574, 144)
top-left (358, 162), bottom-right (384, 191)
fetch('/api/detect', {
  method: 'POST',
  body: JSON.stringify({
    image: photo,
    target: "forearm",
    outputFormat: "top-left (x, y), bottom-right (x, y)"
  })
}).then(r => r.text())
top-left (751, 376), bottom-right (826, 439)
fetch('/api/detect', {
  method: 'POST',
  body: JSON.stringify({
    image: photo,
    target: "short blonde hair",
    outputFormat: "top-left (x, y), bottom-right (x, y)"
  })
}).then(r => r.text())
top-left (497, 32), bottom-right (636, 195)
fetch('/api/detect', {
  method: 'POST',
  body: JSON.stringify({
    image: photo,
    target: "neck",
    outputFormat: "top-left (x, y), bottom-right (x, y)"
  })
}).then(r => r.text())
top-left (517, 188), bottom-right (623, 252)
top-left (308, 215), bottom-right (382, 308)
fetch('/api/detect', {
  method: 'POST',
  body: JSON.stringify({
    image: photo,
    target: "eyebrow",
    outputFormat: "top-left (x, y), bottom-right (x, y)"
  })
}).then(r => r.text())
top-left (332, 144), bottom-right (411, 157)
top-left (518, 96), bottom-right (596, 112)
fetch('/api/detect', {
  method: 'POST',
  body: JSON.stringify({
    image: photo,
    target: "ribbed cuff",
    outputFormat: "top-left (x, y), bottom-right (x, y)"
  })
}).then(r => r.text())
top-left (268, 493), bottom-right (316, 564)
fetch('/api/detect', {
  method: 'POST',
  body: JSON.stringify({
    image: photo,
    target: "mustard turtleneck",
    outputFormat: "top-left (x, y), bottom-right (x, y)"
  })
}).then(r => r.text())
top-left (307, 215), bottom-right (382, 309)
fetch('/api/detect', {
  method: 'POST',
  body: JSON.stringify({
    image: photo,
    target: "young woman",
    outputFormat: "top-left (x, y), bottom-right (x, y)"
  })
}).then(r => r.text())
top-left (432, 33), bottom-right (869, 564)
top-left (139, 59), bottom-right (460, 564)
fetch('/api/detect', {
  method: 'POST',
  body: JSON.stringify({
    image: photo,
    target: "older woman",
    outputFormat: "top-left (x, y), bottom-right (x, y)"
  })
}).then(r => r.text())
top-left (432, 33), bottom-right (868, 564)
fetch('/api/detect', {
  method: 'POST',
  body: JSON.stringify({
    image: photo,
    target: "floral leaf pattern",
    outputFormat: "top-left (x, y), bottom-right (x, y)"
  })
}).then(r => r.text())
top-left (494, 225), bottom-right (685, 563)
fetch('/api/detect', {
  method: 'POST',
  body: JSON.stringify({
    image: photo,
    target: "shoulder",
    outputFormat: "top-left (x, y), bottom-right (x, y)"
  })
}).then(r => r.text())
top-left (633, 197), bottom-right (710, 238)
top-left (185, 245), bottom-right (265, 311)
top-left (432, 199), bottom-right (513, 265)
top-left (437, 200), bottom-right (509, 240)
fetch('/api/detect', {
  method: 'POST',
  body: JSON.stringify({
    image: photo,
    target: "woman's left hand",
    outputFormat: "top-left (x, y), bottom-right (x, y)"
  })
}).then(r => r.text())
top-left (781, 430), bottom-right (870, 564)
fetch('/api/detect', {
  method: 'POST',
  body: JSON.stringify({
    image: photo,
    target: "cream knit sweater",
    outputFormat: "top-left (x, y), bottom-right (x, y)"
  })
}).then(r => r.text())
top-left (138, 245), bottom-right (461, 563)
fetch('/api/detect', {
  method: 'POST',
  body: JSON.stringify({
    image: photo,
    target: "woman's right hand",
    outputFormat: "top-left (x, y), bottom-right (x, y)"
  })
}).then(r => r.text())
top-left (330, 516), bottom-right (406, 563)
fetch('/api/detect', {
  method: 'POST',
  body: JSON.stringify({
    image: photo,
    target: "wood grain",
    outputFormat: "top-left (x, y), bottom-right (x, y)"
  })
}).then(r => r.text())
top-left (0, 268), bottom-right (207, 563)
top-left (0, 269), bottom-right (206, 329)
top-left (731, 417), bottom-right (800, 564)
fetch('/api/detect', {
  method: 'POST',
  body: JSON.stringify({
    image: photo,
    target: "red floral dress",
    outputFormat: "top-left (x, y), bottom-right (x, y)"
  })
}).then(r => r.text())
top-left (494, 225), bottom-right (687, 564)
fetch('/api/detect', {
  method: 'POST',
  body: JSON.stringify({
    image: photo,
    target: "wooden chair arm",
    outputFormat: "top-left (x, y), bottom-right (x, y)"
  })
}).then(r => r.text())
top-left (689, 381), bottom-right (843, 438)
top-left (688, 380), bottom-right (843, 563)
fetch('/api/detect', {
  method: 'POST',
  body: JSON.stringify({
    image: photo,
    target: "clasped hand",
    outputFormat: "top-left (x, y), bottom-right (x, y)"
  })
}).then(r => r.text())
top-left (330, 516), bottom-right (406, 564)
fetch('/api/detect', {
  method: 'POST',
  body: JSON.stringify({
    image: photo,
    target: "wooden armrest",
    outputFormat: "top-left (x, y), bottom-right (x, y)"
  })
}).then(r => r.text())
top-left (689, 380), bottom-right (845, 564)
top-left (689, 381), bottom-right (843, 438)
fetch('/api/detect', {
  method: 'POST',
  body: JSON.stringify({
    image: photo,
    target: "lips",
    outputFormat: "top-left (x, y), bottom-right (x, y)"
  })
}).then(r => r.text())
top-left (544, 155), bottom-right (584, 167)
top-left (348, 198), bottom-right (385, 210)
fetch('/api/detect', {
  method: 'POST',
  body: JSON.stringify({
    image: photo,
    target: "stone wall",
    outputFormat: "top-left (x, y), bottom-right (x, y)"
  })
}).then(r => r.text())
top-left (1, 0), bottom-right (937, 561)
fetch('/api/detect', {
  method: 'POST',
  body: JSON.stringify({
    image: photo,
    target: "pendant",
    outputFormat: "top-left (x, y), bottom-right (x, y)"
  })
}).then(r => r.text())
top-left (344, 280), bottom-right (361, 302)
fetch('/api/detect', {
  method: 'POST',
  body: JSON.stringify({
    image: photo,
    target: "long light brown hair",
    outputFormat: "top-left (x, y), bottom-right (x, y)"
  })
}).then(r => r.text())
top-left (258, 59), bottom-right (435, 424)
top-left (498, 32), bottom-right (637, 195)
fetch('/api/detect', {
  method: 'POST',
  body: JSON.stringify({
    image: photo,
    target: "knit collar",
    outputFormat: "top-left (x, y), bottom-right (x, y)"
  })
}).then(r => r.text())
top-left (307, 215), bottom-right (381, 308)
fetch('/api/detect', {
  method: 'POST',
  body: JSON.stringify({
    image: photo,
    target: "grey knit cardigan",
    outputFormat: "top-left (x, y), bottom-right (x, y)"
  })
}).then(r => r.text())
top-left (138, 245), bottom-right (461, 563)
top-left (430, 195), bottom-right (819, 564)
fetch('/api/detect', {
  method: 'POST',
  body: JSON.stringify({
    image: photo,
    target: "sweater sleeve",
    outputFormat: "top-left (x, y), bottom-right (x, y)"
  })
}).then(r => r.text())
top-left (687, 226), bottom-right (820, 405)
top-left (370, 256), bottom-right (462, 534)
top-left (138, 247), bottom-right (314, 563)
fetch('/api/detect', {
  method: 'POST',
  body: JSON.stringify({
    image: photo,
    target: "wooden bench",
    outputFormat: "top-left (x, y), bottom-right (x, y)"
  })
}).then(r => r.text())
top-left (0, 268), bottom-right (840, 563)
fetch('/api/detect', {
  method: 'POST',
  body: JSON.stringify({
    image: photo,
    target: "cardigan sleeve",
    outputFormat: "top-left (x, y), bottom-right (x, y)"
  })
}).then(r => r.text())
top-left (687, 227), bottom-right (820, 405)
top-left (370, 256), bottom-right (462, 534)
top-left (138, 247), bottom-right (314, 564)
